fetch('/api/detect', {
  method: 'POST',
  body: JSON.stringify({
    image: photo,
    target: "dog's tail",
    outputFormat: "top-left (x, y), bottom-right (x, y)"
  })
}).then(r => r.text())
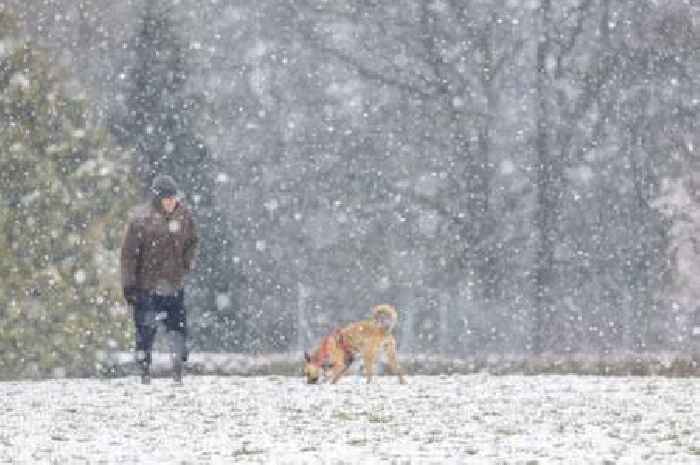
top-left (372, 304), bottom-right (398, 331)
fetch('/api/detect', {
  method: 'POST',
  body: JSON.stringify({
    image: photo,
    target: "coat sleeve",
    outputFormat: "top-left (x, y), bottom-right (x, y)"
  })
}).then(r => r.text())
top-left (183, 210), bottom-right (199, 272)
top-left (121, 218), bottom-right (143, 288)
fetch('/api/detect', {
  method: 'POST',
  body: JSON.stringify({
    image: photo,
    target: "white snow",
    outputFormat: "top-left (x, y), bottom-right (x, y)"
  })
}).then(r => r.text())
top-left (9, 73), bottom-right (30, 90)
top-left (216, 293), bottom-right (231, 311)
top-left (74, 269), bottom-right (87, 284)
top-left (1, 375), bottom-right (697, 464)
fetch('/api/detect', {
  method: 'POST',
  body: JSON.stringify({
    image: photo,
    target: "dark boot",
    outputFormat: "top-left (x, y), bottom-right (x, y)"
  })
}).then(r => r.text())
top-left (141, 362), bottom-right (151, 385)
top-left (172, 359), bottom-right (183, 385)
top-left (170, 331), bottom-right (186, 384)
top-left (138, 351), bottom-right (152, 385)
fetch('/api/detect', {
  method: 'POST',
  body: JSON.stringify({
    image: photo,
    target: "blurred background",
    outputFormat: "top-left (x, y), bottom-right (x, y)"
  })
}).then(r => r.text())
top-left (0, 0), bottom-right (698, 379)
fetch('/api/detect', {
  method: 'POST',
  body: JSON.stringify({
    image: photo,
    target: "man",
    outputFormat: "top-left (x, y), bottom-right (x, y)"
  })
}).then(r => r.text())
top-left (121, 174), bottom-right (198, 384)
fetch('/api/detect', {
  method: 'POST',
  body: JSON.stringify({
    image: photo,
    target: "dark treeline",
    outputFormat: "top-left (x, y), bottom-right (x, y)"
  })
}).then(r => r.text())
top-left (2, 0), bottom-right (698, 374)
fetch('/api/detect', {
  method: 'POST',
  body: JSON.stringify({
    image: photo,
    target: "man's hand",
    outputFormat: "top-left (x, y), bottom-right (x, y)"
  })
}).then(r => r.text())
top-left (123, 286), bottom-right (139, 306)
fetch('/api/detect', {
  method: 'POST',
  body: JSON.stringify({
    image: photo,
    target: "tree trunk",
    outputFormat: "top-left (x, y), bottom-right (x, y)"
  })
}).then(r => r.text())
top-left (533, 0), bottom-right (555, 354)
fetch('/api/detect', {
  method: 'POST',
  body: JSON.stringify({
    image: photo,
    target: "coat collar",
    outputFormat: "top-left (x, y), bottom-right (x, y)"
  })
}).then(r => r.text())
top-left (151, 198), bottom-right (181, 217)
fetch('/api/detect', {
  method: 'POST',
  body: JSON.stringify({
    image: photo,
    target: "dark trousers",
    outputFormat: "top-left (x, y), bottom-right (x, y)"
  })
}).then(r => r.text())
top-left (133, 290), bottom-right (187, 367)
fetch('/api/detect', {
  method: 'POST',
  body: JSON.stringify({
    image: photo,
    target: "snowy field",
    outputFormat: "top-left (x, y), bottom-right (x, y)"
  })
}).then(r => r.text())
top-left (1, 374), bottom-right (697, 464)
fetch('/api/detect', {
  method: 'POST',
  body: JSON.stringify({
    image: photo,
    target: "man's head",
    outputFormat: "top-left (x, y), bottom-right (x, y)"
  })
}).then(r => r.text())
top-left (151, 175), bottom-right (178, 213)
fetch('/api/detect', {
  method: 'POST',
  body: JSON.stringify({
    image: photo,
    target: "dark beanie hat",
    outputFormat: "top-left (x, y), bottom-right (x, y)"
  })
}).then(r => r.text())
top-left (151, 174), bottom-right (178, 199)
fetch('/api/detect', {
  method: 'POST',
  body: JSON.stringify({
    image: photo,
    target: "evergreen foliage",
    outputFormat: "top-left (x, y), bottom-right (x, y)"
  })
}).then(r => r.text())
top-left (0, 10), bottom-right (136, 379)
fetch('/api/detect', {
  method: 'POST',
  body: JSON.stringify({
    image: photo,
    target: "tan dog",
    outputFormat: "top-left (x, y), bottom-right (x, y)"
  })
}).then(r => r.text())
top-left (303, 304), bottom-right (407, 384)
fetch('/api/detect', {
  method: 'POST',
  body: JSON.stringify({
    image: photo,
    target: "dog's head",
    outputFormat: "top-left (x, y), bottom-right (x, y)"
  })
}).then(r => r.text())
top-left (372, 304), bottom-right (398, 331)
top-left (303, 352), bottom-right (322, 384)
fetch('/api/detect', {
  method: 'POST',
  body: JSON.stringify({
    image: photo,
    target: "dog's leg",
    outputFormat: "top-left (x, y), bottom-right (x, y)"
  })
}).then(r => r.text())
top-left (327, 349), bottom-right (350, 384)
top-left (362, 346), bottom-right (378, 383)
top-left (329, 363), bottom-right (350, 384)
top-left (384, 336), bottom-right (407, 384)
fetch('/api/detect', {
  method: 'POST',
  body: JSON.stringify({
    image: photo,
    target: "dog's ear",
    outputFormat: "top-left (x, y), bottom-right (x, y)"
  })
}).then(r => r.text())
top-left (304, 351), bottom-right (311, 363)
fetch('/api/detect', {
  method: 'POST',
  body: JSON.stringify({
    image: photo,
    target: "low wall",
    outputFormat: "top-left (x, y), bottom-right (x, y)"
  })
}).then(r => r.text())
top-left (97, 350), bottom-right (700, 378)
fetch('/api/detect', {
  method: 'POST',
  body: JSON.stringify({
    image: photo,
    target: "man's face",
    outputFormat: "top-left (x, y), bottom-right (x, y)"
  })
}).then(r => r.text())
top-left (161, 196), bottom-right (177, 213)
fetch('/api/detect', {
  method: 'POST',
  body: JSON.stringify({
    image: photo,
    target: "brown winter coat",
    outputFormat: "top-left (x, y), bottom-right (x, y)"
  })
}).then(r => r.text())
top-left (121, 200), bottom-right (198, 293)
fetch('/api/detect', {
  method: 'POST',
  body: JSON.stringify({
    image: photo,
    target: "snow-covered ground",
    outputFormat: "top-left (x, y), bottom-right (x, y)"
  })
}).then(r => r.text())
top-left (1, 374), bottom-right (697, 464)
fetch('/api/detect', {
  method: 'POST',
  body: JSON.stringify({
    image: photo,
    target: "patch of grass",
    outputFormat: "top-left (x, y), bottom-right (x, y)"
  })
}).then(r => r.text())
top-left (232, 446), bottom-right (265, 456)
top-left (332, 411), bottom-right (353, 421)
top-left (494, 427), bottom-right (522, 436)
top-left (367, 412), bottom-right (392, 423)
top-left (426, 429), bottom-right (443, 443)
top-left (347, 438), bottom-right (367, 446)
